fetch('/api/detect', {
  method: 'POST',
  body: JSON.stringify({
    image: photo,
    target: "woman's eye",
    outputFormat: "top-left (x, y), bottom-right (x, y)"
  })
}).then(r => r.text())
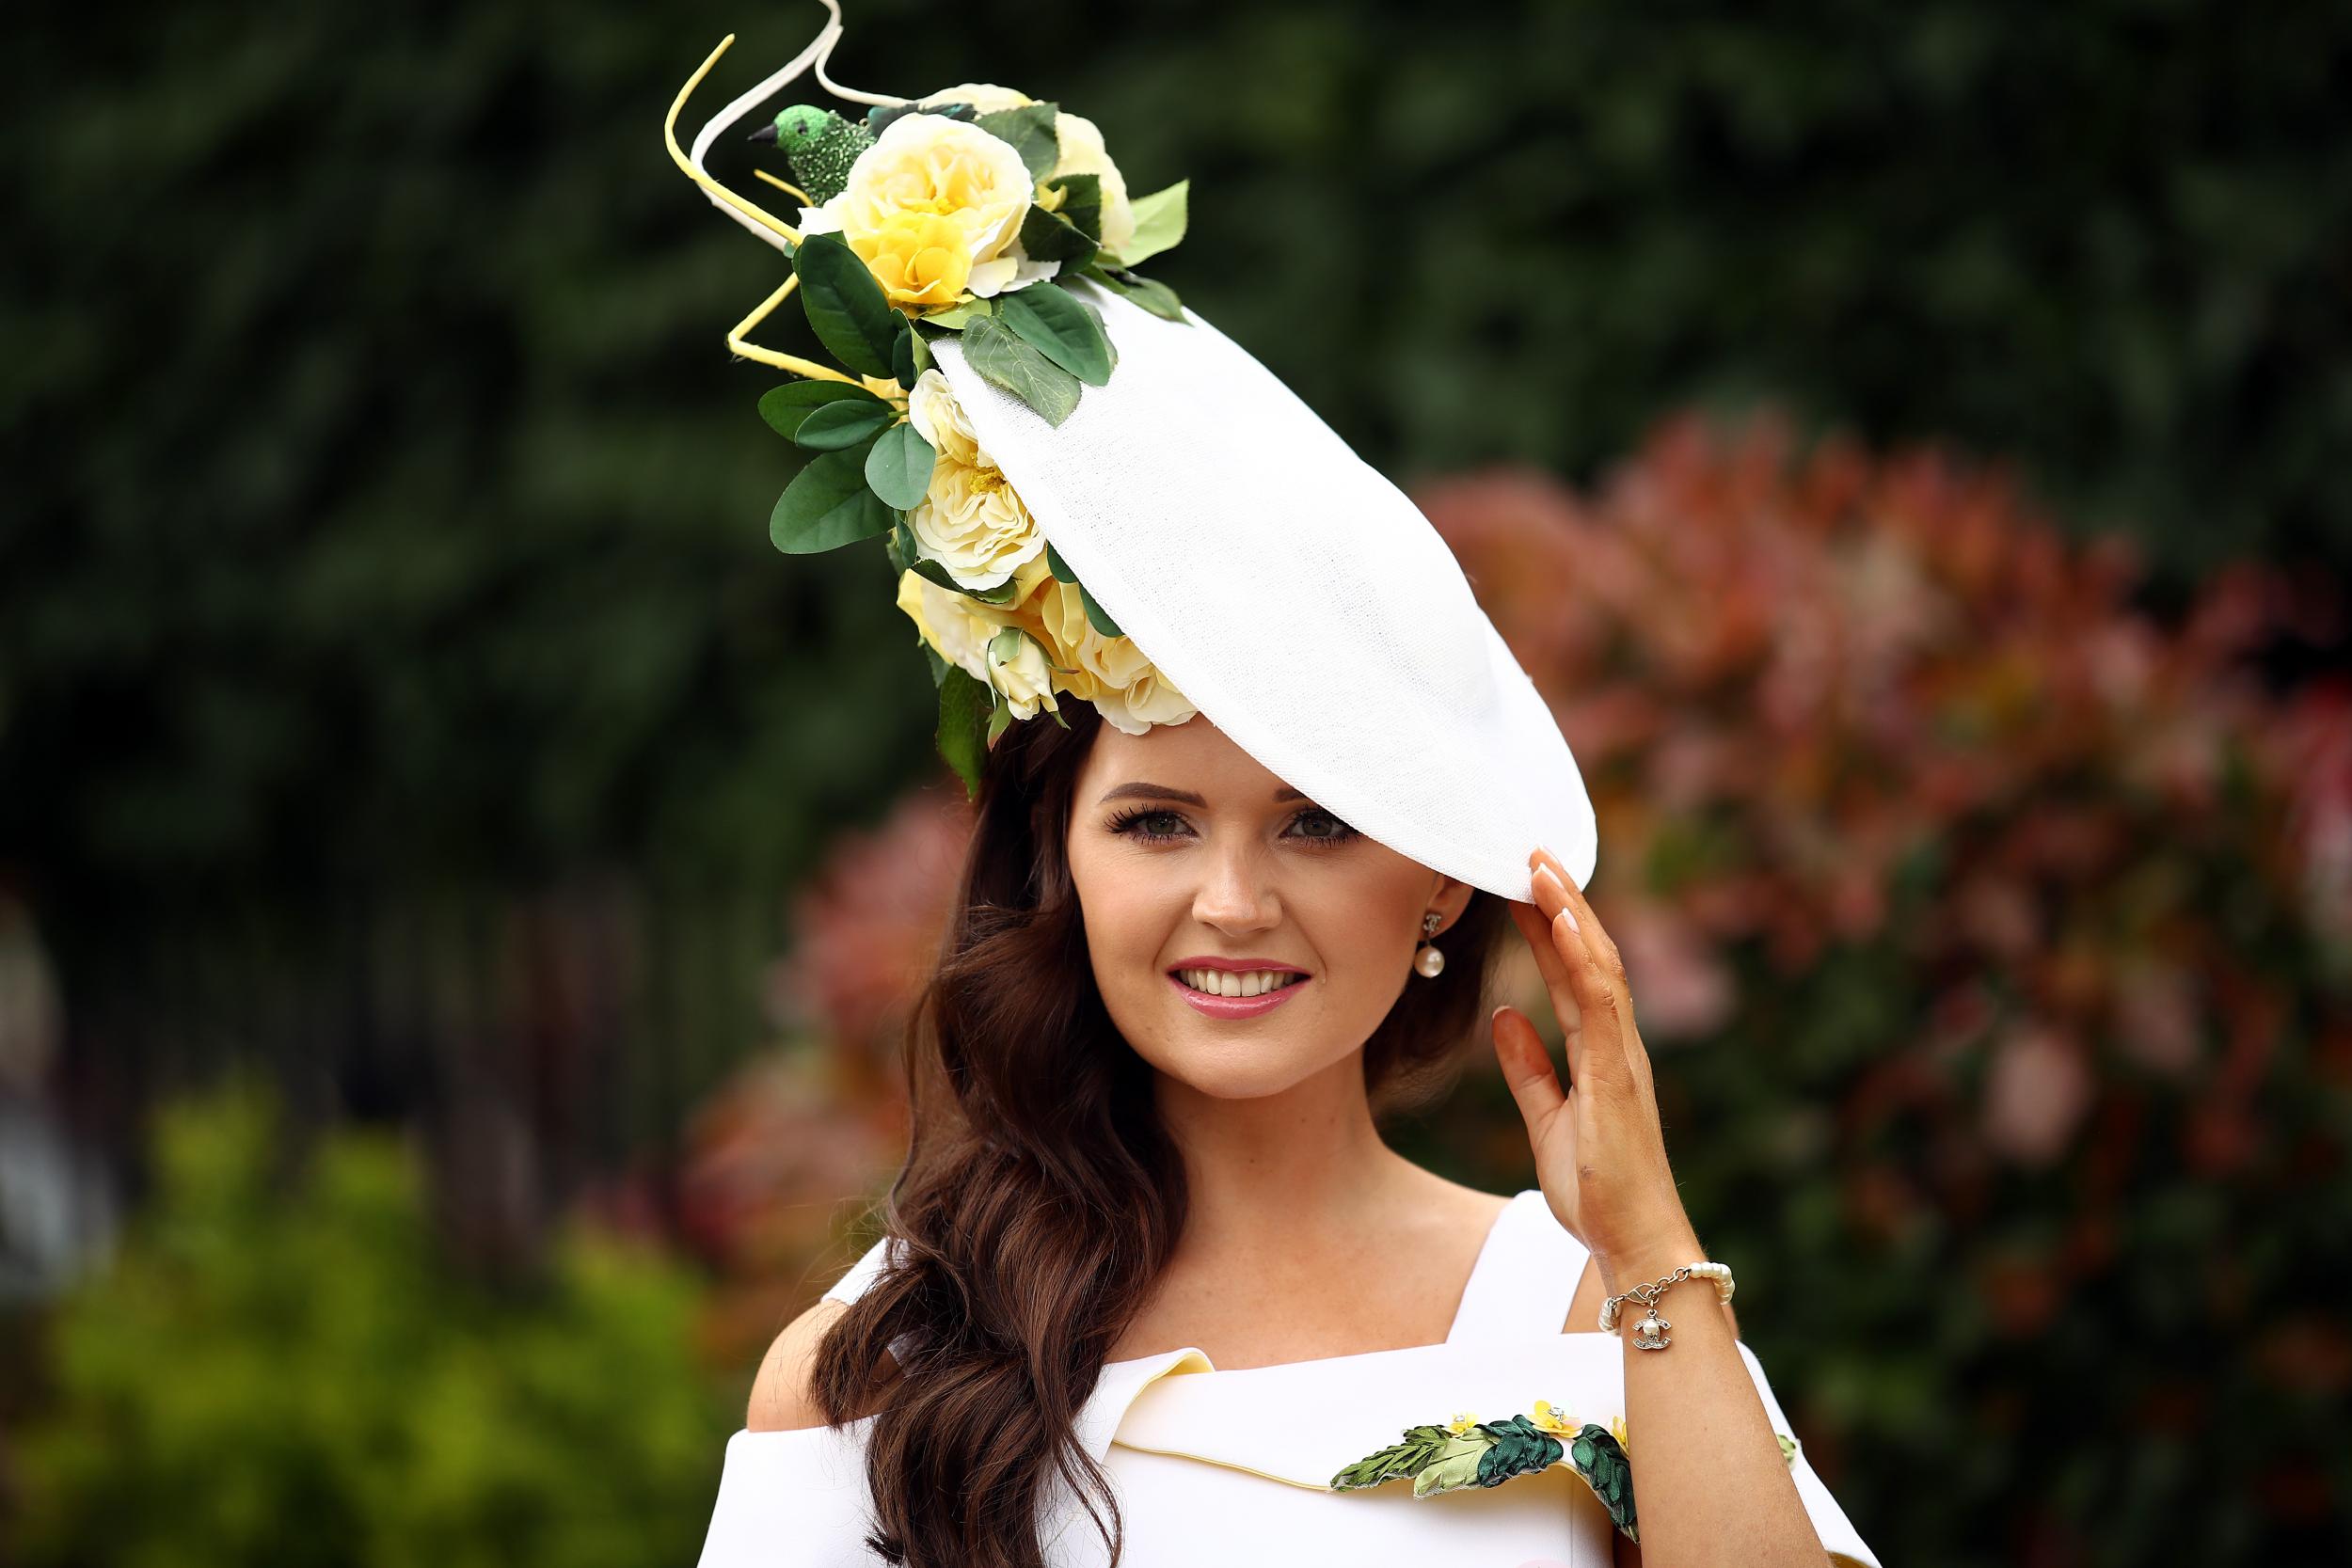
top-left (1111, 808), bottom-right (1190, 842)
top-left (1288, 808), bottom-right (1359, 845)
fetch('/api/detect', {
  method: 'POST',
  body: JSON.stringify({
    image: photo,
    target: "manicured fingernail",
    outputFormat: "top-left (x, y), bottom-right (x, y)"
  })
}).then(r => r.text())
top-left (1556, 906), bottom-right (1580, 933)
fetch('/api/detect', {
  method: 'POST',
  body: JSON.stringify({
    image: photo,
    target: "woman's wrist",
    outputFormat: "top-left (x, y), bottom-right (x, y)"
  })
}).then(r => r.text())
top-left (1594, 1227), bottom-right (1707, 1298)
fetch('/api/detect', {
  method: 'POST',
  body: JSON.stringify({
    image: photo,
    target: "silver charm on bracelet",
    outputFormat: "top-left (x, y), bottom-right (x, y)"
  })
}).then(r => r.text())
top-left (1599, 1260), bottom-right (1734, 1351)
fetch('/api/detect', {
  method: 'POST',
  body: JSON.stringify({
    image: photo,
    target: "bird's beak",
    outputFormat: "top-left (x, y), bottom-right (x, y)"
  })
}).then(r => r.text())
top-left (745, 122), bottom-right (778, 145)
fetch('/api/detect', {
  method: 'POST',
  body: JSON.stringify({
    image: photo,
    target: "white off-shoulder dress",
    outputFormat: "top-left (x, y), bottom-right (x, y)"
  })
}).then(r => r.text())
top-left (696, 1190), bottom-right (1883, 1567)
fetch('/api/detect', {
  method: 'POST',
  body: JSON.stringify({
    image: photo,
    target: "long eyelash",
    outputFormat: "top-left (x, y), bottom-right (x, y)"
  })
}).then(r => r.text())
top-left (1104, 805), bottom-right (1360, 847)
top-left (1106, 805), bottom-right (1190, 844)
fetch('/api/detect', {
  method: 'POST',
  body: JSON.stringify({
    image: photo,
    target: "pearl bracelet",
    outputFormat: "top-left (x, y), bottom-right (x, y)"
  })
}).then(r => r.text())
top-left (1598, 1260), bottom-right (1734, 1350)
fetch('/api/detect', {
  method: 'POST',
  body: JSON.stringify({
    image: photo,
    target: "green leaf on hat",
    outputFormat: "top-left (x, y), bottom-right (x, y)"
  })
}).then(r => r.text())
top-left (892, 321), bottom-right (933, 387)
top-left (1044, 542), bottom-right (1123, 637)
top-left (921, 643), bottom-right (951, 688)
top-left (909, 556), bottom-right (1018, 605)
top-left (1019, 205), bottom-right (1097, 268)
top-left (758, 379), bottom-right (886, 441)
top-left (959, 314), bottom-right (1082, 426)
top-left (936, 667), bottom-right (992, 798)
top-left (868, 101), bottom-right (974, 136)
top-left (998, 283), bottom-right (1115, 387)
top-left (866, 420), bottom-right (937, 510)
top-left (793, 230), bottom-right (905, 380)
top-left (985, 698), bottom-right (1013, 745)
top-left (1046, 171), bottom-right (1104, 242)
top-left (1018, 172), bottom-right (1104, 265)
top-left (792, 397), bottom-right (897, 451)
top-left (975, 103), bottom-right (1060, 182)
top-left (771, 447), bottom-right (895, 554)
top-left (1077, 261), bottom-right (1185, 322)
top-left (923, 298), bottom-right (994, 330)
top-left (1108, 179), bottom-right (1188, 268)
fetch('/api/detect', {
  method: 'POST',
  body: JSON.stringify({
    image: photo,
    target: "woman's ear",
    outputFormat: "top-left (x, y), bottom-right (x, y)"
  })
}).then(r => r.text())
top-left (1427, 873), bottom-right (1476, 936)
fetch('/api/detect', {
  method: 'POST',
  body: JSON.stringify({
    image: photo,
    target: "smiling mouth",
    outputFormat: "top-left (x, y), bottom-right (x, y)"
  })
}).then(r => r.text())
top-left (1170, 968), bottom-right (1309, 999)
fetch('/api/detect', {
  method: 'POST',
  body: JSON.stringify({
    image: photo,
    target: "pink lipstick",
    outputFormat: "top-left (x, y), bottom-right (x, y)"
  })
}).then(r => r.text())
top-left (1168, 973), bottom-right (1309, 1018)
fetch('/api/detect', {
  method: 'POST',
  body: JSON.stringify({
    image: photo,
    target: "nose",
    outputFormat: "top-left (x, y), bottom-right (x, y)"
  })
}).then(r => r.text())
top-left (1191, 837), bottom-right (1279, 934)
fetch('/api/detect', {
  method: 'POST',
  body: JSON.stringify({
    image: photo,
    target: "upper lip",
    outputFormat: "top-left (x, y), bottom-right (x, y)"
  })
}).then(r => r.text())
top-left (1167, 956), bottom-right (1310, 974)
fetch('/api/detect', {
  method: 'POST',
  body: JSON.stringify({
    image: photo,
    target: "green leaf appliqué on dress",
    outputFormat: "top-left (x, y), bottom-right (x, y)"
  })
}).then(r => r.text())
top-left (1328, 1403), bottom-right (1801, 1545)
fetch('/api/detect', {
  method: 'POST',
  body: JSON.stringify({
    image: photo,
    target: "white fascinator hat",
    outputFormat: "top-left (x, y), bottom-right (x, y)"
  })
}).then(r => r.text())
top-left (666, 2), bottom-right (1596, 902)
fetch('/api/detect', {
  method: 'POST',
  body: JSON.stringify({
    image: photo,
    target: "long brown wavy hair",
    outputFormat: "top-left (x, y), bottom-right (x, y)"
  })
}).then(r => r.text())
top-left (810, 700), bottom-right (1508, 1566)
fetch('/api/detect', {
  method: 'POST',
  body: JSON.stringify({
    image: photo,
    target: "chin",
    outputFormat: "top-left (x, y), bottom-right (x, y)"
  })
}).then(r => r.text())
top-left (1137, 1032), bottom-right (1356, 1102)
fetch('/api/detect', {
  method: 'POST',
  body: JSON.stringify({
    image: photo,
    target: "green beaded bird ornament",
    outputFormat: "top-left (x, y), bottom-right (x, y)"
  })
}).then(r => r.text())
top-left (746, 104), bottom-right (873, 203)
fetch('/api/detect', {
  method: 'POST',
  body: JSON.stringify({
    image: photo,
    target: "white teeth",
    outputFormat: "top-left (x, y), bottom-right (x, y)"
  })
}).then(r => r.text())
top-left (1178, 969), bottom-right (1302, 997)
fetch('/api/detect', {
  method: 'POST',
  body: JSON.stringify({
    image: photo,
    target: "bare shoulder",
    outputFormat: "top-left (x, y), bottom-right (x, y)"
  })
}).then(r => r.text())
top-left (746, 1298), bottom-right (849, 1433)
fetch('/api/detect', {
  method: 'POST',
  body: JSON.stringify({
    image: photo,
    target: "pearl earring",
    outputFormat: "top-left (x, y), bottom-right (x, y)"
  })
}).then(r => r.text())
top-left (1413, 911), bottom-right (1446, 978)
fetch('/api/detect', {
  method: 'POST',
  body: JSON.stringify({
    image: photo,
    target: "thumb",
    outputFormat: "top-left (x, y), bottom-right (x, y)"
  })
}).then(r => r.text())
top-left (1491, 1004), bottom-right (1566, 1131)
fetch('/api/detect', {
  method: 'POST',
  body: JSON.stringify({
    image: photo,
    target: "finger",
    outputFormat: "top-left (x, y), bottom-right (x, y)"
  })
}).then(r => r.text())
top-left (1533, 860), bottom-right (1636, 1062)
top-left (1557, 920), bottom-right (1631, 1089)
top-left (1509, 899), bottom-right (1577, 1003)
top-left (1490, 1004), bottom-right (1565, 1127)
top-left (1535, 848), bottom-right (1629, 985)
top-left (1535, 897), bottom-right (1633, 1090)
top-left (1506, 900), bottom-right (1593, 1090)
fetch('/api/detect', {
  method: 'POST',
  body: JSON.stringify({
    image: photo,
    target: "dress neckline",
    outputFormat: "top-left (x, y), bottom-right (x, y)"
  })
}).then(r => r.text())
top-left (1095, 1188), bottom-right (1543, 1375)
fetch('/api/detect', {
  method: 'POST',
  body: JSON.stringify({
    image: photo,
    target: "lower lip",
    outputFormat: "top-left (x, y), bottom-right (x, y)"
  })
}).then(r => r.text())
top-left (1167, 972), bottom-right (1311, 1019)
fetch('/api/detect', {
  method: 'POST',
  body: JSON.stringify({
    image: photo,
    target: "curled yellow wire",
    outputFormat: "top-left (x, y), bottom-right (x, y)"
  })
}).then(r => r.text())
top-left (753, 169), bottom-right (815, 205)
top-left (665, 35), bottom-right (855, 384)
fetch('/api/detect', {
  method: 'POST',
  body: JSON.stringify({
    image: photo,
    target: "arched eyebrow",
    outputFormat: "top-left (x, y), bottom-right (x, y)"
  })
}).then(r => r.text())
top-left (1096, 783), bottom-right (1311, 807)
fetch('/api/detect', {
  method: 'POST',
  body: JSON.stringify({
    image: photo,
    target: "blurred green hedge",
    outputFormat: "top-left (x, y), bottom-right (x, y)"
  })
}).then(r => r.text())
top-left (8, 0), bottom-right (2348, 904)
top-left (7, 1081), bottom-right (732, 1568)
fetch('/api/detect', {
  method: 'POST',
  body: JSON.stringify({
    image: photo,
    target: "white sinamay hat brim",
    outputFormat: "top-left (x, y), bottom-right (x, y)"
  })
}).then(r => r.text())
top-left (930, 282), bottom-right (1598, 903)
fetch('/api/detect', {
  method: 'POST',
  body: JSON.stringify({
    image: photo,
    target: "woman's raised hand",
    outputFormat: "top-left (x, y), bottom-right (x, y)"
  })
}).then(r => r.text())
top-left (1490, 845), bottom-right (1703, 1294)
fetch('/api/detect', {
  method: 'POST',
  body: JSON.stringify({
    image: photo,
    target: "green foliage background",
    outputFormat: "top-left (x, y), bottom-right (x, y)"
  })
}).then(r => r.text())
top-left (8, 0), bottom-right (2348, 906)
top-left (9, 1081), bottom-right (731, 1568)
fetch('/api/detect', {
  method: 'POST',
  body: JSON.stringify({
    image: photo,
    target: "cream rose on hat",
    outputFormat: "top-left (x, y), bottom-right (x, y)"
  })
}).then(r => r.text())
top-left (904, 371), bottom-right (1044, 591)
top-left (894, 568), bottom-right (1056, 721)
top-left (918, 83), bottom-right (1137, 262)
top-left (1031, 578), bottom-right (1195, 736)
top-left (888, 370), bottom-right (1193, 736)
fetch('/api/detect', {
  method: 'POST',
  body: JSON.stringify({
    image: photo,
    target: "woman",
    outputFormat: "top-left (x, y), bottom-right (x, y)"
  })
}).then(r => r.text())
top-left (673, 9), bottom-right (1880, 1565)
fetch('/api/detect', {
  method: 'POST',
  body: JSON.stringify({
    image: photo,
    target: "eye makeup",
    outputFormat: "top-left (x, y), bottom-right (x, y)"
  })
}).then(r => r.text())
top-left (1104, 803), bottom-right (1361, 847)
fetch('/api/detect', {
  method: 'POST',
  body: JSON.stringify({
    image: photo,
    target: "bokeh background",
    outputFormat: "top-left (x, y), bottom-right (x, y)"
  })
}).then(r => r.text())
top-left (6, 0), bottom-right (2350, 1562)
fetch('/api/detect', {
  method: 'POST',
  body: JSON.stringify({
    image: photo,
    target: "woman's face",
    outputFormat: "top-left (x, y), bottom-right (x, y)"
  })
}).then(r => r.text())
top-left (1064, 714), bottom-right (1472, 1101)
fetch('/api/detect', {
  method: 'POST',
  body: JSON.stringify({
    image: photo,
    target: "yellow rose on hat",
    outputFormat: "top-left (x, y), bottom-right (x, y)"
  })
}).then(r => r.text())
top-left (894, 569), bottom-right (1058, 721)
top-left (1032, 576), bottom-right (1196, 735)
top-left (852, 209), bottom-right (974, 310)
top-left (1086, 664), bottom-right (1194, 735)
top-left (796, 113), bottom-right (1056, 306)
